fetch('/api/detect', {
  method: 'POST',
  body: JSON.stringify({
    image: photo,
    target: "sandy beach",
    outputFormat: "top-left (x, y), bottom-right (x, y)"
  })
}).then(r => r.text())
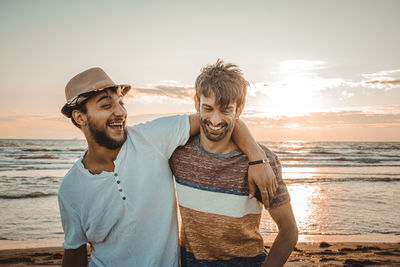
top-left (1, 236), bottom-right (399, 266)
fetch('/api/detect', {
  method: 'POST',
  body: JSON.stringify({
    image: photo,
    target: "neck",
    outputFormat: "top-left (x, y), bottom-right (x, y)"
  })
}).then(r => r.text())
top-left (83, 138), bottom-right (122, 174)
top-left (198, 131), bottom-right (238, 154)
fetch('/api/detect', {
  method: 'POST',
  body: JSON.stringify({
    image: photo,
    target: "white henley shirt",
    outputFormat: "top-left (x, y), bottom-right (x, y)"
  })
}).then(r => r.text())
top-left (58, 115), bottom-right (190, 267)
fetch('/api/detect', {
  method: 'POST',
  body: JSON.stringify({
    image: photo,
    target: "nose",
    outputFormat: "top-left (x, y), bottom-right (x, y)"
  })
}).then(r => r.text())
top-left (113, 99), bottom-right (127, 117)
top-left (209, 111), bottom-right (222, 126)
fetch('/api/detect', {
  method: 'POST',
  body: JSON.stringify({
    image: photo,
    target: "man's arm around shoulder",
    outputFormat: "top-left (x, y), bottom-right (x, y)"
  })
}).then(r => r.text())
top-left (62, 244), bottom-right (88, 267)
top-left (188, 114), bottom-right (278, 208)
top-left (263, 202), bottom-right (298, 267)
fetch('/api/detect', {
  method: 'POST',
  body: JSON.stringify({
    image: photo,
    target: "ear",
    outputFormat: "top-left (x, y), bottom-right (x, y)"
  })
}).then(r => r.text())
top-left (235, 103), bottom-right (245, 120)
top-left (72, 110), bottom-right (87, 127)
top-left (194, 95), bottom-right (200, 113)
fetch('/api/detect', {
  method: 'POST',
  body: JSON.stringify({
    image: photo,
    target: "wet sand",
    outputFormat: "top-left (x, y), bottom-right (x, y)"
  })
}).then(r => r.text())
top-left (1, 237), bottom-right (399, 266)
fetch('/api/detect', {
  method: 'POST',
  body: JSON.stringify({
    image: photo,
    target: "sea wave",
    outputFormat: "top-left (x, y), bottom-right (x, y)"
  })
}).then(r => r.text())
top-left (22, 148), bottom-right (62, 152)
top-left (329, 157), bottom-right (383, 164)
top-left (18, 166), bottom-right (71, 170)
top-left (284, 177), bottom-right (400, 184)
top-left (0, 142), bottom-right (19, 147)
top-left (0, 192), bottom-right (57, 199)
top-left (282, 163), bottom-right (400, 168)
top-left (371, 230), bottom-right (400, 235)
top-left (21, 148), bottom-right (85, 152)
top-left (17, 154), bottom-right (58, 160)
top-left (361, 144), bottom-right (400, 151)
top-left (70, 148), bottom-right (85, 151)
top-left (309, 151), bottom-right (340, 155)
top-left (281, 156), bottom-right (398, 163)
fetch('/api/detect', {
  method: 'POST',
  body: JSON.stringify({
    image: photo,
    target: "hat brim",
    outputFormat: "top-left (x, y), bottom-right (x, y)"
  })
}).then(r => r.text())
top-left (61, 84), bottom-right (131, 118)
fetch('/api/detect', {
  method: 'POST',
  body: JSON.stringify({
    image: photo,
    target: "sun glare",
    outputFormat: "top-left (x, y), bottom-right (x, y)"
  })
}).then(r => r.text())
top-left (288, 184), bottom-right (321, 231)
top-left (261, 183), bottom-right (322, 234)
top-left (250, 60), bottom-right (336, 118)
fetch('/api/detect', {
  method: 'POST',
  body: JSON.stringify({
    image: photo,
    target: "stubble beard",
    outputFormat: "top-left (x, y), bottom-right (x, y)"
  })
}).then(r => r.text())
top-left (200, 118), bottom-right (233, 142)
top-left (87, 115), bottom-right (127, 150)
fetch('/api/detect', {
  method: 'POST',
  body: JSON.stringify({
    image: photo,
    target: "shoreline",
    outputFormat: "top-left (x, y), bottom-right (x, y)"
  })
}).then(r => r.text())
top-left (1, 234), bottom-right (400, 251)
top-left (0, 242), bottom-right (399, 266)
top-left (0, 235), bottom-right (399, 266)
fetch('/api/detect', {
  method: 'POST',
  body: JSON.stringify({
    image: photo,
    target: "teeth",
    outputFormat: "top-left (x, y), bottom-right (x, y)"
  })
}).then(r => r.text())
top-left (109, 122), bottom-right (123, 126)
top-left (209, 125), bottom-right (222, 130)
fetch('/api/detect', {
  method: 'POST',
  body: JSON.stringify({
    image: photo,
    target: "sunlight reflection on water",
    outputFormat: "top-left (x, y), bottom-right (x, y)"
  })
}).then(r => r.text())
top-left (260, 183), bottom-right (322, 234)
top-left (261, 179), bottom-right (400, 235)
top-left (282, 167), bottom-right (319, 179)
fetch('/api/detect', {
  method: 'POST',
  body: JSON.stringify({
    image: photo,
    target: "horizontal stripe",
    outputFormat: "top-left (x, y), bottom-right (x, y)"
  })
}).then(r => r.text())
top-left (176, 182), bottom-right (262, 218)
top-left (180, 206), bottom-right (264, 261)
top-left (175, 178), bottom-right (247, 196)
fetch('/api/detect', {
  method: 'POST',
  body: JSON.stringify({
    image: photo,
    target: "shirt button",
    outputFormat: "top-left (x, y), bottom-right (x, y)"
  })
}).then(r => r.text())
top-left (117, 180), bottom-right (120, 184)
top-left (119, 189), bottom-right (123, 192)
top-left (114, 173), bottom-right (118, 177)
top-left (122, 196), bottom-right (126, 200)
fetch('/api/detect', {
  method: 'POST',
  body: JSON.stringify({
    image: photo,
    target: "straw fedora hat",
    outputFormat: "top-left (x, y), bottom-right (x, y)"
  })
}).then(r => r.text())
top-left (61, 67), bottom-right (131, 118)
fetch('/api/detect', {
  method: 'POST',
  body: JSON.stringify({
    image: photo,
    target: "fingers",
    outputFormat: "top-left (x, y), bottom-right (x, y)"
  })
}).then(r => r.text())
top-left (263, 170), bottom-right (275, 201)
top-left (266, 181), bottom-right (275, 201)
top-left (266, 164), bottom-right (277, 198)
top-left (248, 177), bottom-right (257, 199)
top-left (260, 188), bottom-right (270, 209)
top-left (247, 163), bottom-right (278, 209)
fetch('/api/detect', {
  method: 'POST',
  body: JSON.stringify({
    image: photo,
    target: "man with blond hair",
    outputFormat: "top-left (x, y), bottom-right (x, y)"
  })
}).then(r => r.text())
top-left (170, 60), bottom-right (298, 266)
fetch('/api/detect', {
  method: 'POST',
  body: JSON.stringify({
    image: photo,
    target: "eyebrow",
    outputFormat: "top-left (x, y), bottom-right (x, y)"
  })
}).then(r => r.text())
top-left (96, 95), bottom-right (112, 103)
top-left (202, 103), bottom-right (213, 107)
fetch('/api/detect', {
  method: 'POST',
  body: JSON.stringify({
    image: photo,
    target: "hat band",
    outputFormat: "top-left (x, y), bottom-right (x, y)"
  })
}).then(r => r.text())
top-left (65, 83), bottom-right (117, 106)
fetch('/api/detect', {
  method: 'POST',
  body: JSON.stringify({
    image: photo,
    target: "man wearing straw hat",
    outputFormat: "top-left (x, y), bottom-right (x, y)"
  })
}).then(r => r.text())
top-left (58, 67), bottom-right (277, 267)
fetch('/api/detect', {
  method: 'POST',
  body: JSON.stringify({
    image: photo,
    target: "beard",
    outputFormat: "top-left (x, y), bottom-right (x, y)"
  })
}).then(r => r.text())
top-left (87, 115), bottom-right (127, 150)
top-left (200, 117), bottom-right (233, 142)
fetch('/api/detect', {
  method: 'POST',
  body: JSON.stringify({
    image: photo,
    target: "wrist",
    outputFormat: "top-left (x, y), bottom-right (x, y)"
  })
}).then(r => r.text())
top-left (247, 146), bottom-right (266, 161)
top-left (248, 159), bottom-right (269, 166)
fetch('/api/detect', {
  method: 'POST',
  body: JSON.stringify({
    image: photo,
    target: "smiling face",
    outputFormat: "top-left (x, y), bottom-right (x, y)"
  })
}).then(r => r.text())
top-left (73, 87), bottom-right (127, 150)
top-left (196, 92), bottom-right (243, 143)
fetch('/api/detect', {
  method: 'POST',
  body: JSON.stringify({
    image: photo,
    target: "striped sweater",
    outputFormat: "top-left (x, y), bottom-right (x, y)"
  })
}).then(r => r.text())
top-left (169, 136), bottom-right (290, 266)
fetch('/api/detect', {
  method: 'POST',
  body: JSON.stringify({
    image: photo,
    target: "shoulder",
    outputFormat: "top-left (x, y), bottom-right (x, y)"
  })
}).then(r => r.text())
top-left (130, 115), bottom-right (189, 132)
top-left (258, 143), bottom-right (279, 165)
top-left (127, 115), bottom-right (189, 144)
top-left (58, 160), bottom-right (85, 199)
top-left (170, 136), bottom-right (196, 159)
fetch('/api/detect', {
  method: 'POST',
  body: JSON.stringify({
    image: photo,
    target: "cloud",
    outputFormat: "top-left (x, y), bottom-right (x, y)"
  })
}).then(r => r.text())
top-left (115, 64), bottom-right (399, 113)
top-left (242, 106), bottom-right (400, 129)
top-left (362, 69), bottom-right (400, 79)
top-left (245, 60), bottom-right (352, 115)
top-left (364, 80), bottom-right (400, 85)
top-left (126, 83), bottom-right (195, 104)
top-left (247, 66), bottom-right (400, 116)
top-left (341, 90), bottom-right (355, 98)
top-left (361, 69), bottom-right (400, 91)
top-left (248, 77), bottom-right (346, 97)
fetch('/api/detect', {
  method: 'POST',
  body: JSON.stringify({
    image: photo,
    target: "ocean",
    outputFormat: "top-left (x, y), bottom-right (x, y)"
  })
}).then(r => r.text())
top-left (0, 139), bottom-right (399, 241)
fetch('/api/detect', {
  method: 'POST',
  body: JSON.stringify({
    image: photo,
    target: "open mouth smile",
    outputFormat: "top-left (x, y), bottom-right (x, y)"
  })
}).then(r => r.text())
top-left (205, 122), bottom-right (228, 134)
top-left (107, 120), bottom-right (124, 130)
top-left (208, 125), bottom-right (223, 131)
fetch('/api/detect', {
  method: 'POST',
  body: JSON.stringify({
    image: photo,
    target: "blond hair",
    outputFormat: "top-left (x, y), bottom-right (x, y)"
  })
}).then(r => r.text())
top-left (195, 59), bottom-right (248, 109)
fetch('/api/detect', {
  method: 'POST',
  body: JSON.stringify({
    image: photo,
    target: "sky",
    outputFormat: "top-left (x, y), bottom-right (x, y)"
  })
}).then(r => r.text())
top-left (0, 0), bottom-right (399, 141)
